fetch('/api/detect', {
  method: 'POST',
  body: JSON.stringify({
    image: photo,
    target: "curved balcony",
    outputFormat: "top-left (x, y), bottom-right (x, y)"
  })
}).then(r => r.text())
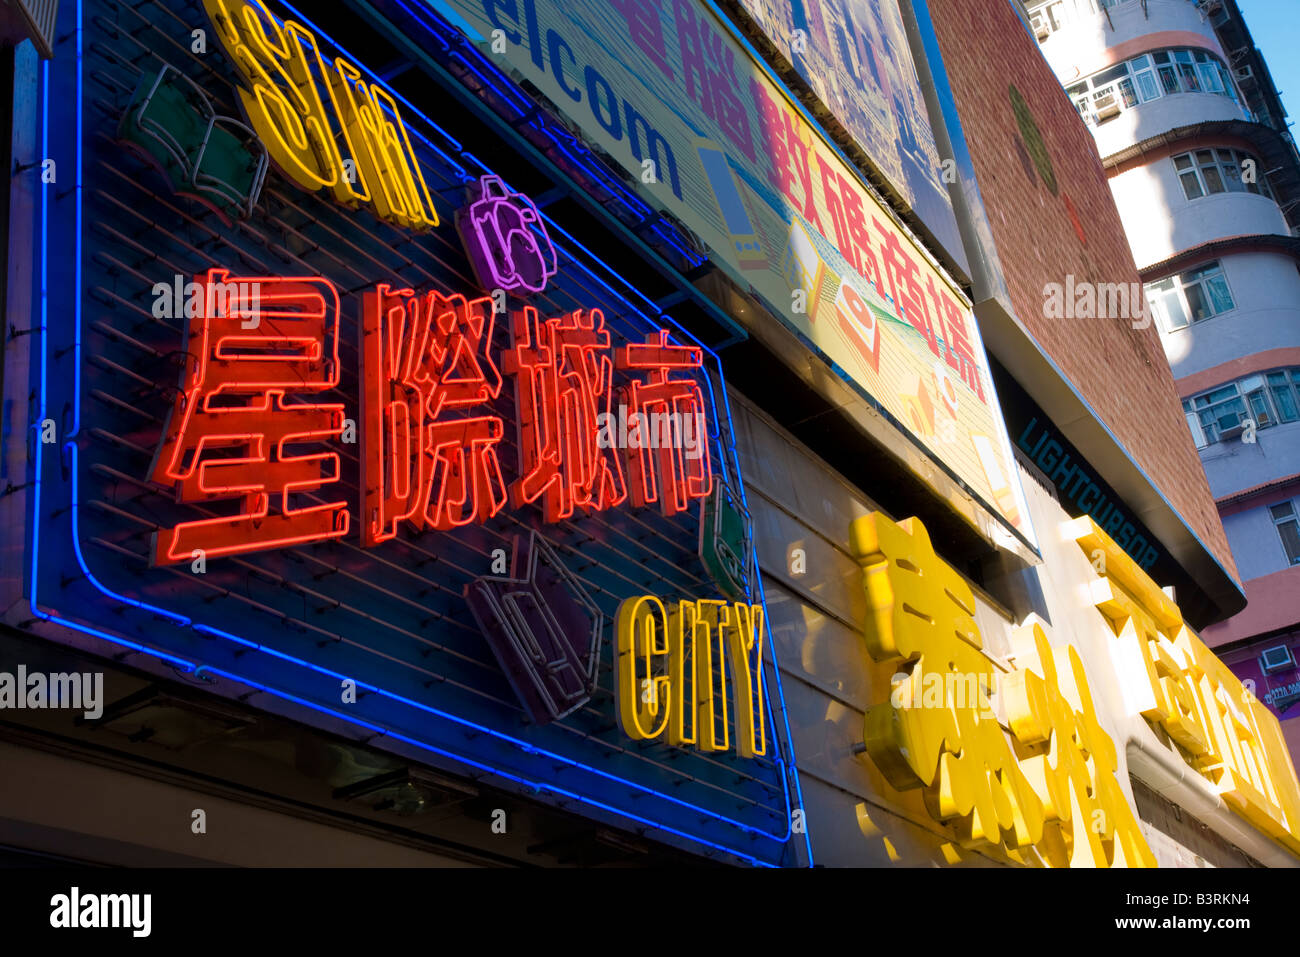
top-left (1154, 248), bottom-right (1300, 377)
top-left (1088, 92), bottom-right (1247, 159)
top-left (1105, 117), bottom-right (1300, 206)
top-left (1199, 419), bottom-right (1300, 501)
top-left (1110, 155), bottom-right (1289, 267)
top-left (1037, 0), bottom-right (1223, 80)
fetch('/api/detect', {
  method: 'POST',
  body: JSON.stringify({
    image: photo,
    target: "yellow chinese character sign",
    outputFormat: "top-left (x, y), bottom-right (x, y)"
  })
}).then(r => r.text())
top-left (848, 511), bottom-right (1155, 867)
top-left (1070, 516), bottom-right (1300, 856)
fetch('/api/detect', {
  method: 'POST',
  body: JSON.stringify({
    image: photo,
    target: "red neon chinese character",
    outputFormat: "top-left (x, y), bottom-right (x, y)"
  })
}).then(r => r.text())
top-left (149, 269), bottom-right (348, 565)
top-left (361, 284), bottom-right (506, 545)
top-left (611, 0), bottom-right (673, 79)
top-left (616, 330), bottom-right (713, 517)
top-left (672, 0), bottom-right (756, 164)
top-left (504, 307), bottom-right (627, 523)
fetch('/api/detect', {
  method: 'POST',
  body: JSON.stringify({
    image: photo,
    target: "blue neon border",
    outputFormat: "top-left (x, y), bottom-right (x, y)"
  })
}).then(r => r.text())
top-left (24, 0), bottom-right (814, 868)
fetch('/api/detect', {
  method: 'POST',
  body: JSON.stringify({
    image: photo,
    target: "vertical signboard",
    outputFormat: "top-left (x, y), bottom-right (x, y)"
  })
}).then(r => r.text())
top-left (922, 0), bottom-right (1230, 576)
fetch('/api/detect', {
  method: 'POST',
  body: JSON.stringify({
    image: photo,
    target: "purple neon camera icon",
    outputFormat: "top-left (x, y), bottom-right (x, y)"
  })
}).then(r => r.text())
top-left (456, 174), bottom-right (558, 295)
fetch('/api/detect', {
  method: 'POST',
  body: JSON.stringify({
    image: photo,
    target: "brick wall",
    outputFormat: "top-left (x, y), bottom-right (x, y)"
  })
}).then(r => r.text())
top-left (927, 0), bottom-right (1237, 580)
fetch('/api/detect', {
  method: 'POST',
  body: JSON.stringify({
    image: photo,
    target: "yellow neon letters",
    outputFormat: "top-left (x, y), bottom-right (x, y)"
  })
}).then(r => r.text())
top-left (203, 0), bottom-right (438, 229)
top-left (615, 595), bottom-right (767, 759)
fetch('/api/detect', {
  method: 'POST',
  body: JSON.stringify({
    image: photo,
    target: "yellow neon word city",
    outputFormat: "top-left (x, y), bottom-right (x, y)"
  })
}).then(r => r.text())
top-left (614, 596), bottom-right (767, 759)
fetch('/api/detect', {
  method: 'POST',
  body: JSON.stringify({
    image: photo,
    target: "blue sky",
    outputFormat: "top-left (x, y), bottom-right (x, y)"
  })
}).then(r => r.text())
top-left (1238, 0), bottom-right (1300, 130)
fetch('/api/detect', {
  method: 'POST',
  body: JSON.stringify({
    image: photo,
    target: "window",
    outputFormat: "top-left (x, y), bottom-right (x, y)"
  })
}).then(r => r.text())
top-left (1031, 1), bottom-right (1066, 40)
top-left (1156, 50), bottom-right (1181, 95)
top-left (1174, 148), bottom-right (1275, 201)
top-left (1199, 149), bottom-right (1226, 192)
top-left (1174, 154), bottom-right (1202, 199)
top-left (1183, 367), bottom-right (1300, 446)
top-left (1031, 11), bottom-right (1049, 41)
top-left (1067, 81), bottom-right (1089, 119)
top-left (1185, 407), bottom-right (1207, 448)
top-left (1175, 50), bottom-right (1200, 92)
top-left (1148, 278), bottom-right (1189, 328)
top-left (1031, 0), bottom-right (1133, 38)
top-left (1071, 46), bottom-right (1241, 127)
top-left (1242, 374), bottom-right (1274, 427)
top-left (1270, 370), bottom-right (1300, 422)
top-left (1092, 64), bottom-right (1129, 86)
top-left (1131, 55), bottom-right (1160, 102)
top-left (1145, 261), bottom-right (1234, 331)
top-left (1187, 384), bottom-right (1246, 443)
top-left (1271, 501), bottom-right (1300, 566)
top-left (1195, 50), bottom-right (1225, 94)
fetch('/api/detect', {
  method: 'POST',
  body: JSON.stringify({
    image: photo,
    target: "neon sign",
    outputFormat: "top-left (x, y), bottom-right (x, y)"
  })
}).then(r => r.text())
top-left (614, 594), bottom-right (767, 759)
top-left (149, 270), bottom-right (714, 565)
top-left (464, 532), bottom-right (604, 724)
top-left (617, 331), bottom-right (713, 517)
top-left (505, 306), bottom-right (626, 523)
top-left (361, 283), bottom-right (507, 540)
top-left (201, 0), bottom-right (439, 230)
top-left (149, 271), bottom-right (349, 564)
top-left (457, 175), bottom-right (558, 294)
top-left (31, 0), bottom-right (805, 869)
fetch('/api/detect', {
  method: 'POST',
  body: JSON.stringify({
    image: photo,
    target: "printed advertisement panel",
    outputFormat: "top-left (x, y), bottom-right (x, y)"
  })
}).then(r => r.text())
top-left (430, 0), bottom-right (1034, 547)
top-left (729, 0), bottom-right (964, 263)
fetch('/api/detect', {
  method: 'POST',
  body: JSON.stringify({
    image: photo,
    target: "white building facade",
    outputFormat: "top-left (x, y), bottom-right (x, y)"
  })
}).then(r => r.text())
top-left (1025, 0), bottom-right (1300, 764)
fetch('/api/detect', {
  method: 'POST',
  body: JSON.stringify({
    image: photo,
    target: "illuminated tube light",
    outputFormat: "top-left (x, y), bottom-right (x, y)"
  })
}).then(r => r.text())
top-left (148, 270), bottom-right (349, 565)
top-left (28, 0), bottom-right (809, 867)
top-left (456, 174), bottom-right (558, 294)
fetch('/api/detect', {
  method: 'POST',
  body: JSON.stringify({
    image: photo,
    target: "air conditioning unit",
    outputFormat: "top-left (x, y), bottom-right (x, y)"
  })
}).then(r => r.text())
top-left (1260, 644), bottom-right (1296, 675)
top-left (1092, 92), bottom-right (1121, 121)
top-left (1236, 65), bottom-right (1255, 82)
top-left (1218, 422), bottom-right (1246, 442)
